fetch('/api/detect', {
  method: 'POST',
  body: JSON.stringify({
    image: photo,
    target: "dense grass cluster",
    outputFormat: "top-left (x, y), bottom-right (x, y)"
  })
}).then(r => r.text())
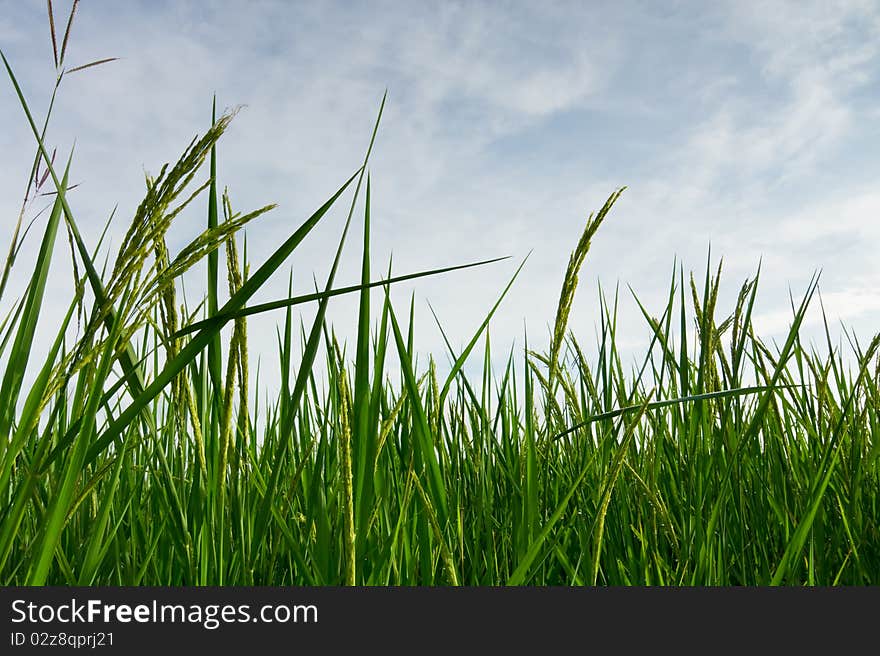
top-left (2, 5), bottom-right (879, 586)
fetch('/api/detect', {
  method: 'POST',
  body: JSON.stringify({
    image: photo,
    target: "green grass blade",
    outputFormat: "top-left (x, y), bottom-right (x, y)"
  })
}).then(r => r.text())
top-left (387, 295), bottom-right (449, 527)
top-left (433, 254), bottom-right (529, 412)
top-left (170, 257), bottom-right (508, 338)
top-left (206, 96), bottom-right (222, 402)
top-left (353, 176), bottom-right (374, 553)
top-left (0, 156), bottom-right (71, 448)
top-left (83, 170), bottom-right (360, 465)
top-left (507, 455), bottom-right (592, 585)
top-left (550, 385), bottom-right (795, 441)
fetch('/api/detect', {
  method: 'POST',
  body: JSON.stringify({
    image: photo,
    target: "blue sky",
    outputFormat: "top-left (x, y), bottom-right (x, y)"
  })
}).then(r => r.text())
top-left (2, 1), bottom-right (880, 395)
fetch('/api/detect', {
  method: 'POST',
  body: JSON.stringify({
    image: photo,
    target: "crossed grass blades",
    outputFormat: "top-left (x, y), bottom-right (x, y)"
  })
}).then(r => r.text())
top-left (1, 3), bottom-right (879, 585)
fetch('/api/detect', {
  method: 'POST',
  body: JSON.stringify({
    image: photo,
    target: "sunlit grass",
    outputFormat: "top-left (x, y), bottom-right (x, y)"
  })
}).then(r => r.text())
top-left (1, 4), bottom-right (878, 586)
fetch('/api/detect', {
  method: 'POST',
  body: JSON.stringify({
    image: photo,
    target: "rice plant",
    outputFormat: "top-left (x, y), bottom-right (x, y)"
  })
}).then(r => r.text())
top-left (1, 5), bottom-right (878, 586)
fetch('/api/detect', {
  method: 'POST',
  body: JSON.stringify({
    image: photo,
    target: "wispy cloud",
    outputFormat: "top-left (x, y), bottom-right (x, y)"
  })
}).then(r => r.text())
top-left (2, 0), bottom-right (880, 394)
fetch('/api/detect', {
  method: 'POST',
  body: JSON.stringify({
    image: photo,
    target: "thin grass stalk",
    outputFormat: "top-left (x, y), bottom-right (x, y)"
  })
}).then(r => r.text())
top-left (337, 366), bottom-right (356, 586)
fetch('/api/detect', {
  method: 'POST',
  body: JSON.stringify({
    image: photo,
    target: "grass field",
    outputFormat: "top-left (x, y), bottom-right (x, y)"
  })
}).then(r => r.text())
top-left (1, 5), bottom-right (878, 586)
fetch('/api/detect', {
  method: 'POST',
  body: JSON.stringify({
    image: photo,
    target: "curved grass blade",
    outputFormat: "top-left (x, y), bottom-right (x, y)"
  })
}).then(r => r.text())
top-left (0, 156), bottom-right (71, 449)
top-left (170, 256), bottom-right (510, 339)
top-left (83, 170), bottom-right (361, 465)
top-left (550, 385), bottom-right (797, 441)
top-left (431, 254), bottom-right (529, 413)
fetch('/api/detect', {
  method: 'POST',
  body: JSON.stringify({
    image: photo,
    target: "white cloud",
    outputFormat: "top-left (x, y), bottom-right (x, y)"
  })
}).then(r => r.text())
top-left (2, 0), bottom-right (880, 400)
